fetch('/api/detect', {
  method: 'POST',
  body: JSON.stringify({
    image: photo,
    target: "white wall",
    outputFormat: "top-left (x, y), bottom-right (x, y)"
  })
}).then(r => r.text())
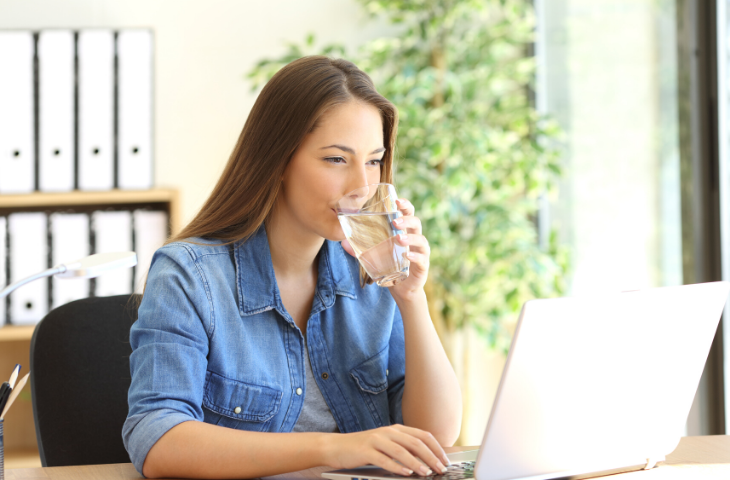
top-left (0, 0), bottom-right (392, 226)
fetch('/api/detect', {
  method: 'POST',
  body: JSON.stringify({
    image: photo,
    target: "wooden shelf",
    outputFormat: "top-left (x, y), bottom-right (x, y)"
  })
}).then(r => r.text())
top-left (0, 325), bottom-right (35, 342)
top-left (0, 188), bottom-right (176, 207)
top-left (0, 188), bottom-right (177, 207)
top-left (0, 187), bottom-right (181, 234)
top-left (4, 448), bottom-right (42, 469)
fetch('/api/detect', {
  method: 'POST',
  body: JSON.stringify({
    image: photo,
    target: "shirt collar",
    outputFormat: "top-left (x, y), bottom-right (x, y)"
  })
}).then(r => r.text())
top-left (234, 226), bottom-right (357, 317)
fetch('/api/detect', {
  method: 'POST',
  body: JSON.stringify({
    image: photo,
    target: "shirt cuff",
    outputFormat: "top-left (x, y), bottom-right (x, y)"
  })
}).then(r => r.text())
top-left (123, 409), bottom-right (195, 476)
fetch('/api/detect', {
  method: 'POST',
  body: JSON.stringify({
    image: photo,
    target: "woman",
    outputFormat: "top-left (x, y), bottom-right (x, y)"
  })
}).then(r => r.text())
top-left (123, 56), bottom-right (462, 479)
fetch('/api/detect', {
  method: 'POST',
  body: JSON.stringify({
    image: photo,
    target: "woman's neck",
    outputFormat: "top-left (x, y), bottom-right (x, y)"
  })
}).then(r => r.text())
top-left (265, 205), bottom-right (324, 280)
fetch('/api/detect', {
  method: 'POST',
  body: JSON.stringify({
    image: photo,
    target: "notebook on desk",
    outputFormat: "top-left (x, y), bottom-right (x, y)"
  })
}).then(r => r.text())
top-left (323, 281), bottom-right (730, 480)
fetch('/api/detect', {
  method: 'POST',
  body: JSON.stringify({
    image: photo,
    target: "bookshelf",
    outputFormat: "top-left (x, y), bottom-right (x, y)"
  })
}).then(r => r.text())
top-left (0, 325), bottom-right (35, 342)
top-left (0, 189), bottom-right (181, 232)
top-left (0, 188), bottom-right (180, 468)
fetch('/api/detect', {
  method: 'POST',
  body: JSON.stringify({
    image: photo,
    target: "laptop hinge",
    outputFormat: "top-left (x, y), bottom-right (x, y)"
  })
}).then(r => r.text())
top-left (644, 455), bottom-right (665, 470)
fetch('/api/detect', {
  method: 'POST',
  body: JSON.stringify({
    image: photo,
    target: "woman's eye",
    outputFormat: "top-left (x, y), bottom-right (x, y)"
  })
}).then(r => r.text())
top-left (368, 159), bottom-right (384, 166)
top-left (324, 156), bottom-right (346, 164)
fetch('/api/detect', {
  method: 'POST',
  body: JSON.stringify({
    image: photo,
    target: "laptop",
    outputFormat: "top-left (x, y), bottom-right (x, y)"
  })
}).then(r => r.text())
top-left (323, 281), bottom-right (730, 480)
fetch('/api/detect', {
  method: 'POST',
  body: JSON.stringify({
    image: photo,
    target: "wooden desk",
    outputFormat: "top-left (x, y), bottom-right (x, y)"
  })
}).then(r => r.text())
top-left (5, 436), bottom-right (730, 480)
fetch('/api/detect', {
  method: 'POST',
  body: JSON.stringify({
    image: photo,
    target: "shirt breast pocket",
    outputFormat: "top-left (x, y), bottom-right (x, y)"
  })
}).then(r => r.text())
top-left (202, 370), bottom-right (283, 432)
top-left (350, 347), bottom-right (390, 428)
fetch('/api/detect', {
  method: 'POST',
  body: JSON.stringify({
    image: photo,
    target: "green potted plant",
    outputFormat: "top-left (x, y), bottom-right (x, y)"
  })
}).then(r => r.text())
top-left (249, 0), bottom-right (568, 443)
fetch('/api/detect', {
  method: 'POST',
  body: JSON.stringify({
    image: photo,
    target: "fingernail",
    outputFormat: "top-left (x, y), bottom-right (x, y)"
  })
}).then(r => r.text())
top-left (399, 233), bottom-right (408, 241)
top-left (437, 462), bottom-right (447, 473)
top-left (442, 456), bottom-right (450, 466)
top-left (406, 252), bottom-right (415, 259)
top-left (420, 466), bottom-right (432, 476)
top-left (402, 468), bottom-right (414, 476)
top-left (393, 218), bottom-right (403, 225)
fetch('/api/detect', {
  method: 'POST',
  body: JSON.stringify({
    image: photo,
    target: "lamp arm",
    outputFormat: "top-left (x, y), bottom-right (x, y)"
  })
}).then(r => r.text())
top-left (0, 265), bottom-right (67, 300)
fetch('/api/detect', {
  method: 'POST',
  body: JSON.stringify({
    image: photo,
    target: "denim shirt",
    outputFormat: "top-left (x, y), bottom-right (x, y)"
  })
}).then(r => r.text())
top-left (122, 226), bottom-right (406, 474)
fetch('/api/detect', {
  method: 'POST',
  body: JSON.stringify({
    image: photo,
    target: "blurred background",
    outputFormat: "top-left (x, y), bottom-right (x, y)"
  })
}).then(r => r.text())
top-left (0, 0), bottom-right (729, 466)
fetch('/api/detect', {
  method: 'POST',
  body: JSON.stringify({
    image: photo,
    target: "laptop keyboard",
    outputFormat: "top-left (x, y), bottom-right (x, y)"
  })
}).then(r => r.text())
top-left (338, 460), bottom-right (476, 480)
top-left (418, 461), bottom-right (475, 479)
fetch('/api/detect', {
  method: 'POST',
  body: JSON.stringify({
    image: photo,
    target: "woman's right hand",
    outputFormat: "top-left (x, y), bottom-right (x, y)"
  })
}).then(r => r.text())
top-left (322, 425), bottom-right (451, 476)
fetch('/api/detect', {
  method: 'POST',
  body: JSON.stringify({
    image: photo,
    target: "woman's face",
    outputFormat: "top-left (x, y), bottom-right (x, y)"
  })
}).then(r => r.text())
top-left (279, 100), bottom-right (385, 241)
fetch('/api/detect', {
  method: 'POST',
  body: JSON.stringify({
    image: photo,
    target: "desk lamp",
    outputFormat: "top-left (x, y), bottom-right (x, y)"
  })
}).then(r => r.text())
top-left (0, 252), bottom-right (138, 300)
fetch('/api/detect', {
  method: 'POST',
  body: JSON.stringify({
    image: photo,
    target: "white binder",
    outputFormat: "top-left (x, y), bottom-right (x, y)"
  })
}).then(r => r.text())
top-left (50, 213), bottom-right (90, 308)
top-left (78, 30), bottom-right (114, 191)
top-left (118, 30), bottom-right (153, 190)
top-left (9, 212), bottom-right (48, 325)
top-left (38, 30), bottom-right (75, 192)
top-left (132, 210), bottom-right (168, 293)
top-left (0, 216), bottom-right (6, 327)
top-left (93, 210), bottom-right (133, 296)
top-left (0, 31), bottom-right (35, 194)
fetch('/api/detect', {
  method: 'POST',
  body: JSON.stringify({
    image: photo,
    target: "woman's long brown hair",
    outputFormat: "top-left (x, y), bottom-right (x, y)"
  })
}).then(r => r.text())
top-left (167, 56), bottom-right (398, 285)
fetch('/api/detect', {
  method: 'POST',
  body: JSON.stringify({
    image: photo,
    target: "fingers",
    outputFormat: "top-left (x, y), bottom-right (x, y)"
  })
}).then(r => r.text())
top-left (392, 432), bottom-right (448, 476)
top-left (391, 199), bottom-right (429, 282)
top-left (391, 425), bottom-right (449, 468)
top-left (392, 214), bottom-right (422, 235)
top-left (396, 233), bottom-right (430, 257)
top-left (369, 430), bottom-right (447, 477)
top-left (331, 426), bottom-right (449, 477)
top-left (396, 198), bottom-right (415, 217)
top-left (368, 450), bottom-right (416, 477)
top-left (376, 441), bottom-right (441, 477)
top-left (341, 238), bottom-right (356, 257)
top-left (395, 233), bottom-right (429, 275)
top-left (382, 437), bottom-right (426, 476)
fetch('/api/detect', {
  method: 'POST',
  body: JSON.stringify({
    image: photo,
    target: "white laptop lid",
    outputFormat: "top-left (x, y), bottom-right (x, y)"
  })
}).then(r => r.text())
top-left (476, 281), bottom-right (730, 480)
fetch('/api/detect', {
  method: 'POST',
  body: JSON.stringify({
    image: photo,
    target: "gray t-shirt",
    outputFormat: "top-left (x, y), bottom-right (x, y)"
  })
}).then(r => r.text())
top-left (292, 336), bottom-right (340, 433)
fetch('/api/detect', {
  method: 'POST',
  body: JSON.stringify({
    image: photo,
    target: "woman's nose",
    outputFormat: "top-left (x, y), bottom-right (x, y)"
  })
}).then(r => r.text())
top-left (346, 165), bottom-right (370, 193)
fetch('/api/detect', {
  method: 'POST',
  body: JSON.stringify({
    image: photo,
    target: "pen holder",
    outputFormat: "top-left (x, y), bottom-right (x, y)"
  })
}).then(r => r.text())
top-left (0, 419), bottom-right (4, 480)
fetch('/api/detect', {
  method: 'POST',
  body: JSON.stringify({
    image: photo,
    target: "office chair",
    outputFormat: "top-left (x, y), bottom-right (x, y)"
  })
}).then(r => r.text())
top-left (30, 294), bottom-right (139, 467)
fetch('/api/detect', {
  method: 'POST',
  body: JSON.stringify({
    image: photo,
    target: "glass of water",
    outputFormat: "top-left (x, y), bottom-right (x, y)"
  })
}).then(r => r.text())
top-left (337, 183), bottom-right (409, 287)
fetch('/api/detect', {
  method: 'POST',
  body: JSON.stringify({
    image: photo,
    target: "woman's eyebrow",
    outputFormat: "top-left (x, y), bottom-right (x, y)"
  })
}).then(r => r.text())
top-left (321, 145), bottom-right (386, 155)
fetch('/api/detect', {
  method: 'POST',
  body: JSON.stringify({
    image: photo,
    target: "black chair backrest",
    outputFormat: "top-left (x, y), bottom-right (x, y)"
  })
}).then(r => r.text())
top-left (30, 294), bottom-right (139, 467)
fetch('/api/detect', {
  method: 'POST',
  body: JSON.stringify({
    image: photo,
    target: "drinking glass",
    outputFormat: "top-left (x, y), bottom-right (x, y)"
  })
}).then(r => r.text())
top-left (337, 183), bottom-right (409, 287)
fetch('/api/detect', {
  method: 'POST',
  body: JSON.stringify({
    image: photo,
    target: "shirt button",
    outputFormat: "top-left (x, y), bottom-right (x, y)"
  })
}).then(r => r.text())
top-left (386, 369), bottom-right (389, 376)
top-left (234, 406), bottom-right (242, 414)
top-left (322, 372), bottom-right (329, 380)
top-left (296, 387), bottom-right (303, 395)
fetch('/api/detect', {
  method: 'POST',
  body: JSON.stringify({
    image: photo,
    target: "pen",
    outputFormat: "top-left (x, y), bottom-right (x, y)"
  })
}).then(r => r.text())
top-left (0, 364), bottom-right (21, 414)
top-left (0, 383), bottom-right (8, 413)
top-left (8, 364), bottom-right (20, 388)
top-left (0, 373), bottom-right (30, 420)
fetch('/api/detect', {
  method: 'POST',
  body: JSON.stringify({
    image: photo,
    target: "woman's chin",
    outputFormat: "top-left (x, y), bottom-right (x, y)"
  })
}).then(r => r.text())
top-left (327, 233), bottom-right (347, 243)
top-left (321, 217), bottom-right (346, 242)
top-left (323, 226), bottom-right (347, 242)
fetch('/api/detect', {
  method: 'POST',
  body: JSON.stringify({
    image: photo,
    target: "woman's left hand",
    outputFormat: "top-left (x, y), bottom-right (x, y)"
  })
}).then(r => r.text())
top-left (342, 198), bottom-right (429, 302)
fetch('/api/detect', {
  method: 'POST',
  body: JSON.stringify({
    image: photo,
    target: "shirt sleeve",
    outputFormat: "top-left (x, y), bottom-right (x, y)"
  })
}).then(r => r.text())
top-left (122, 243), bottom-right (213, 475)
top-left (387, 304), bottom-right (406, 425)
